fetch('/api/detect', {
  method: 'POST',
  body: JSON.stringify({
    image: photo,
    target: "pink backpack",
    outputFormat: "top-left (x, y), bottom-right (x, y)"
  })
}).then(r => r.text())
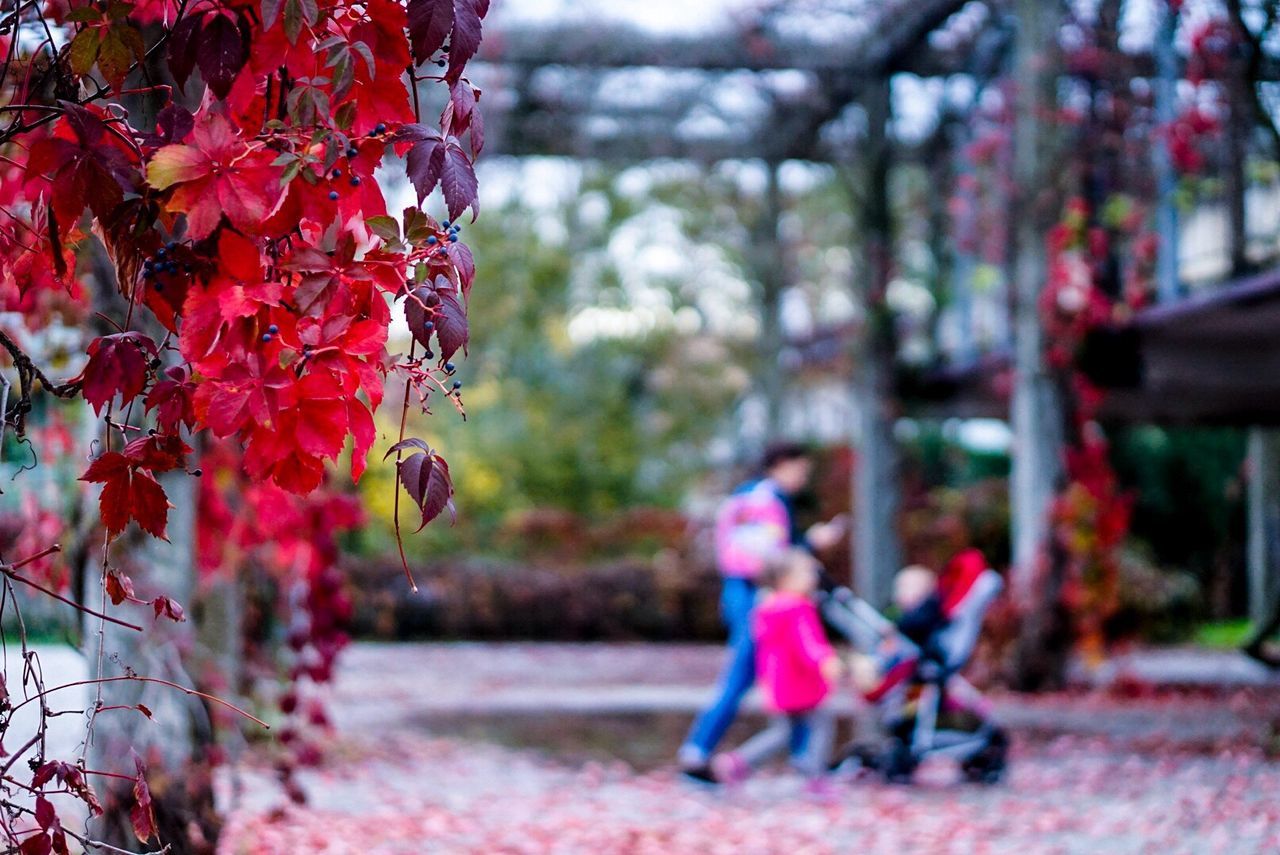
top-left (714, 481), bottom-right (790, 580)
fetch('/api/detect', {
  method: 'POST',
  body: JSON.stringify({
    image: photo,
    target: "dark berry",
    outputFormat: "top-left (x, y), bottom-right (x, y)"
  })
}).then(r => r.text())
top-left (143, 259), bottom-right (155, 270)
top-left (442, 220), bottom-right (451, 228)
top-left (436, 59), bottom-right (446, 67)
top-left (156, 247), bottom-right (167, 259)
top-left (262, 333), bottom-right (273, 342)
top-left (452, 380), bottom-right (462, 390)
top-left (329, 190), bottom-right (340, 201)
top-left (374, 123), bottom-right (387, 135)
top-left (268, 324), bottom-right (279, 334)
top-left (332, 168), bottom-right (342, 179)
top-left (448, 233), bottom-right (458, 242)
top-left (165, 261), bottom-right (178, 273)
top-left (426, 235), bottom-right (437, 245)
top-left (424, 350), bottom-right (434, 360)
top-left (444, 361), bottom-right (455, 373)
top-left (424, 321), bottom-right (435, 331)
top-left (166, 240), bottom-right (178, 252)
top-left (350, 175), bottom-right (361, 186)
top-left (346, 146), bottom-right (358, 158)
top-left (191, 468), bottom-right (202, 477)
top-left (142, 269), bottom-right (153, 279)
top-left (149, 358), bottom-right (162, 370)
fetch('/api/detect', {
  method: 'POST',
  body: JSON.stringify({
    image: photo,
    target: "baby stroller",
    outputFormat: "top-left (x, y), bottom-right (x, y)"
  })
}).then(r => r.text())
top-left (821, 549), bottom-right (1008, 784)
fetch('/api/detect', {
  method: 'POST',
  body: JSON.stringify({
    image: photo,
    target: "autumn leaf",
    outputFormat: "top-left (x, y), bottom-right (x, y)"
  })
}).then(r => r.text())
top-left (147, 113), bottom-right (283, 239)
top-left (130, 753), bottom-right (158, 843)
top-left (145, 365), bottom-right (198, 432)
top-left (446, 0), bottom-right (486, 83)
top-left (80, 452), bottom-right (171, 538)
top-left (24, 104), bottom-right (138, 233)
top-left (106, 568), bottom-right (136, 606)
top-left (151, 596), bottom-right (186, 622)
top-left (439, 141), bottom-right (479, 222)
top-left (434, 287), bottom-right (469, 362)
top-left (80, 332), bottom-right (158, 415)
top-left (385, 440), bottom-right (455, 529)
top-left (197, 13), bottom-right (251, 100)
top-left (406, 0), bottom-right (453, 61)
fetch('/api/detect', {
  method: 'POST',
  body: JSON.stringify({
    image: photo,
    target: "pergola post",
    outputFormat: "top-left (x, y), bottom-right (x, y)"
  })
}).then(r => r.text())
top-left (1153, 1), bottom-right (1181, 303)
top-left (748, 161), bottom-right (787, 439)
top-left (850, 80), bottom-right (901, 608)
top-left (1009, 0), bottom-right (1063, 590)
top-left (1247, 428), bottom-right (1280, 630)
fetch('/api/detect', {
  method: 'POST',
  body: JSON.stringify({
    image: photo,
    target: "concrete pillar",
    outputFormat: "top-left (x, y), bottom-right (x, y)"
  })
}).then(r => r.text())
top-left (1247, 428), bottom-right (1280, 627)
top-left (1009, 0), bottom-right (1064, 589)
top-left (850, 80), bottom-right (901, 609)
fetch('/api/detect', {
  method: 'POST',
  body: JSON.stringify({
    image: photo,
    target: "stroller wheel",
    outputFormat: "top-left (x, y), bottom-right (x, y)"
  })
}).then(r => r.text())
top-left (961, 727), bottom-right (1008, 785)
top-left (829, 742), bottom-right (882, 774)
top-left (882, 741), bottom-right (917, 784)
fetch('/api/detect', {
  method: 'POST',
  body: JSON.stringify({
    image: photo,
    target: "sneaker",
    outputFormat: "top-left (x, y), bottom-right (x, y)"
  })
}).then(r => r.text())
top-left (679, 764), bottom-right (718, 785)
top-left (710, 752), bottom-right (750, 785)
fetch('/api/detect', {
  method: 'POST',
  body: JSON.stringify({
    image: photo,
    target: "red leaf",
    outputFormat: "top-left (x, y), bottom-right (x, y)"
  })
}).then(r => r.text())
top-left (167, 14), bottom-right (203, 90)
top-left (406, 0), bottom-right (453, 62)
top-left (80, 332), bottom-right (157, 415)
top-left (147, 113), bottom-right (283, 240)
top-left (439, 141), bottom-right (478, 221)
top-left (123, 433), bottom-right (190, 472)
top-left (197, 13), bottom-right (250, 100)
top-left (34, 796), bottom-right (56, 831)
top-left (396, 446), bottom-right (455, 530)
top-left (446, 240), bottom-right (475, 298)
top-left (435, 288), bottom-right (469, 362)
top-left (151, 595), bottom-right (186, 622)
top-left (105, 569), bottom-right (136, 606)
top-left (130, 753), bottom-right (157, 843)
top-left (404, 133), bottom-right (445, 203)
top-left (403, 284), bottom-right (437, 350)
top-left (446, 80), bottom-right (476, 130)
top-left (348, 399), bottom-right (376, 482)
top-left (79, 452), bottom-right (171, 538)
top-left (19, 832), bottom-right (51, 855)
top-left (129, 470), bottom-right (170, 539)
top-left (447, 0), bottom-right (485, 83)
top-left (145, 366), bottom-right (197, 432)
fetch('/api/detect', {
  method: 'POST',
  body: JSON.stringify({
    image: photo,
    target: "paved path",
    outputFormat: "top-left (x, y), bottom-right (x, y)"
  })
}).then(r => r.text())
top-left (218, 643), bottom-right (1280, 855)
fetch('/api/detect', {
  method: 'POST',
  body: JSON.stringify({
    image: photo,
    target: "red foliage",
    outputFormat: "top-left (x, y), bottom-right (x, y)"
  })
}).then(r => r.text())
top-left (0, 0), bottom-right (488, 835)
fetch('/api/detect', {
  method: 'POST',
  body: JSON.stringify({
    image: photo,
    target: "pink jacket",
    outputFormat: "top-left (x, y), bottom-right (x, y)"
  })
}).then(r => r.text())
top-left (714, 480), bottom-right (790, 579)
top-left (752, 591), bottom-right (834, 713)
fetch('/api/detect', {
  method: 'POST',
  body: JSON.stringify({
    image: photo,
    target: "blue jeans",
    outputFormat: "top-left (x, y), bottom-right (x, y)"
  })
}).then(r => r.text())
top-left (683, 577), bottom-right (757, 760)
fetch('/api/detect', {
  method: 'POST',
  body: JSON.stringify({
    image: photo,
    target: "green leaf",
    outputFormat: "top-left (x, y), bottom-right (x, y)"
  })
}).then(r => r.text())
top-left (66, 7), bottom-right (104, 22)
top-left (334, 100), bottom-right (357, 131)
top-left (261, 0), bottom-right (284, 30)
top-left (279, 159), bottom-right (304, 186)
top-left (68, 28), bottom-right (100, 76)
top-left (366, 215), bottom-right (401, 242)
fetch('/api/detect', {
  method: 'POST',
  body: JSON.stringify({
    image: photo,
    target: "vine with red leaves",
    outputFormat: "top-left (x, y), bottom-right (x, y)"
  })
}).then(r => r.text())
top-left (1020, 1), bottom-right (1229, 667)
top-left (1, 0), bottom-right (487, 847)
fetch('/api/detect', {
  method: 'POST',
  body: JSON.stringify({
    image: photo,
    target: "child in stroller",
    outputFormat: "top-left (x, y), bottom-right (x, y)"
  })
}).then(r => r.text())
top-left (823, 548), bottom-right (1008, 784)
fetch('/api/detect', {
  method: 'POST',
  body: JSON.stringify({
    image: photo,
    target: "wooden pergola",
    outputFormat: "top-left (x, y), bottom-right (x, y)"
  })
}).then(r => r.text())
top-left (465, 0), bottom-right (1280, 616)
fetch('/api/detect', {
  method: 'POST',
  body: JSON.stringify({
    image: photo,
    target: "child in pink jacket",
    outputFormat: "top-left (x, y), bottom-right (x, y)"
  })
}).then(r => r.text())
top-left (711, 548), bottom-right (843, 783)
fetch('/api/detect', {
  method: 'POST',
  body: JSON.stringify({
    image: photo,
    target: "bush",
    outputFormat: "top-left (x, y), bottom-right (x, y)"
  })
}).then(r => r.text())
top-left (344, 553), bottom-right (724, 642)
